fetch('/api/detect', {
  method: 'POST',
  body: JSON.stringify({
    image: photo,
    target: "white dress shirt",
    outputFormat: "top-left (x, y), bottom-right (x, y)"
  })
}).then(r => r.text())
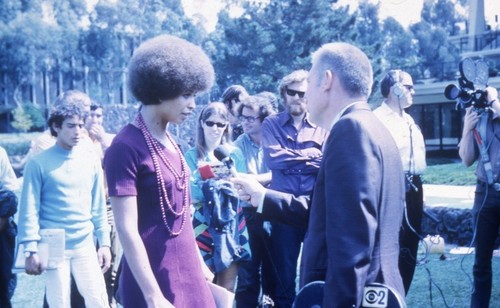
top-left (374, 102), bottom-right (426, 174)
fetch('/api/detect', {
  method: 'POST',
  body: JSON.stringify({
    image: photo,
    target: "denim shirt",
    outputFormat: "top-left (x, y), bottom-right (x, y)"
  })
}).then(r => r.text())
top-left (261, 111), bottom-right (328, 195)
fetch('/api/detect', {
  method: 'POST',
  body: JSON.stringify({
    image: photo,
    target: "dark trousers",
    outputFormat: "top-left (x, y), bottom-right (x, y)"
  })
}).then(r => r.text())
top-left (0, 223), bottom-right (17, 308)
top-left (471, 181), bottom-right (500, 308)
top-left (268, 221), bottom-right (305, 308)
top-left (399, 175), bottom-right (423, 295)
top-left (236, 209), bottom-right (275, 307)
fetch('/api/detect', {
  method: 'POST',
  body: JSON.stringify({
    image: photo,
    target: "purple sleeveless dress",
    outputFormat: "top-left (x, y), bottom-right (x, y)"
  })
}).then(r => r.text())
top-left (104, 124), bottom-right (215, 308)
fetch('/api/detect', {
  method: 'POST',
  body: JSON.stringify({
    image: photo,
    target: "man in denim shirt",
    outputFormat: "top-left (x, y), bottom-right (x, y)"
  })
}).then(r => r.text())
top-left (261, 70), bottom-right (328, 307)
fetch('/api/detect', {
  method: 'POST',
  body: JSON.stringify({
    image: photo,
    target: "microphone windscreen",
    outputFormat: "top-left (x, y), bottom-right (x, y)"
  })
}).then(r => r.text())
top-left (214, 145), bottom-right (231, 162)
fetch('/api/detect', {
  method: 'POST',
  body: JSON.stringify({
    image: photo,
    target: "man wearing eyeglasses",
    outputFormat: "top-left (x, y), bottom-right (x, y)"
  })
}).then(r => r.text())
top-left (373, 70), bottom-right (426, 295)
top-left (233, 94), bottom-right (277, 307)
top-left (260, 70), bottom-right (328, 307)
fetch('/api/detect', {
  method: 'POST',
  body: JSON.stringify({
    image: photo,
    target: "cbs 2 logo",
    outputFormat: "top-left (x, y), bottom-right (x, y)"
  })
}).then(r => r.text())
top-left (362, 286), bottom-right (389, 308)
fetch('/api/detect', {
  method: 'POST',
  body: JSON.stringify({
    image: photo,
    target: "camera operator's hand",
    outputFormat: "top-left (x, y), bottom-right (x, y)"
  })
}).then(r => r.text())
top-left (463, 107), bottom-right (481, 133)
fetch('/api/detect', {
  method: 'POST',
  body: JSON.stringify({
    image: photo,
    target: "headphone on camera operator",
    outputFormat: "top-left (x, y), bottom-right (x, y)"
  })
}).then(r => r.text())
top-left (380, 69), bottom-right (416, 116)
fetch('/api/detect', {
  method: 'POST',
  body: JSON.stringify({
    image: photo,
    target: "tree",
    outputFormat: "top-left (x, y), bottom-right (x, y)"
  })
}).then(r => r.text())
top-left (420, 0), bottom-right (466, 36)
top-left (208, 0), bottom-right (367, 96)
top-left (381, 17), bottom-right (420, 77)
top-left (405, 0), bottom-right (464, 81)
top-left (77, 0), bottom-right (204, 104)
top-left (410, 20), bottom-right (460, 81)
top-left (0, 12), bottom-right (68, 106)
top-left (0, 0), bottom-right (23, 24)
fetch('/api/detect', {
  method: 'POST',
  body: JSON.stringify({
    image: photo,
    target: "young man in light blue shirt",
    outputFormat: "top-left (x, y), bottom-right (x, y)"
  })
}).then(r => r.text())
top-left (17, 103), bottom-right (111, 307)
top-left (234, 94), bottom-right (277, 307)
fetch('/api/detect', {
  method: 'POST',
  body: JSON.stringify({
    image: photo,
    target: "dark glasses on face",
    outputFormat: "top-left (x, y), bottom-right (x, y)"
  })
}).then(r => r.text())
top-left (285, 88), bottom-right (306, 98)
top-left (205, 121), bottom-right (227, 128)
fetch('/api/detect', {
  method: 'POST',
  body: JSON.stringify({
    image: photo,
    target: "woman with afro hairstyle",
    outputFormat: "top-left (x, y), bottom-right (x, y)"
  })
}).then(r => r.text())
top-left (104, 35), bottom-right (216, 308)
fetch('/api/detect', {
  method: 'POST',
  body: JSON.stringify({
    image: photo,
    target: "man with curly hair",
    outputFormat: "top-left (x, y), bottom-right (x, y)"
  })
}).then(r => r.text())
top-left (17, 103), bottom-right (111, 307)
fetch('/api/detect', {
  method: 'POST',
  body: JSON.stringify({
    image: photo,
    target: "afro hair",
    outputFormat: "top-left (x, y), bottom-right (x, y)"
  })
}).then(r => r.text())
top-left (128, 34), bottom-right (215, 105)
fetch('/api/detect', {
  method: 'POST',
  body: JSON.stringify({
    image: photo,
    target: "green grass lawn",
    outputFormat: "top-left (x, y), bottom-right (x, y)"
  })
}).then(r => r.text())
top-left (11, 273), bottom-right (45, 307)
top-left (407, 249), bottom-right (500, 307)
top-left (12, 250), bottom-right (500, 307)
top-left (423, 161), bottom-right (477, 186)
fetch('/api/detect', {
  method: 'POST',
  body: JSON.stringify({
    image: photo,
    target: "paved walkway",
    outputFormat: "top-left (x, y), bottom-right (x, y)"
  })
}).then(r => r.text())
top-left (423, 184), bottom-right (475, 209)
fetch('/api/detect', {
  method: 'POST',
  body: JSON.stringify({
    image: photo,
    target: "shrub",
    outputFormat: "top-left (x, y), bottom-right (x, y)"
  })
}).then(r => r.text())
top-left (0, 132), bottom-right (41, 156)
top-left (9, 103), bottom-right (46, 132)
top-left (24, 104), bottom-right (46, 130)
top-left (10, 107), bottom-right (32, 132)
top-left (102, 103), bottom-right (200, 150)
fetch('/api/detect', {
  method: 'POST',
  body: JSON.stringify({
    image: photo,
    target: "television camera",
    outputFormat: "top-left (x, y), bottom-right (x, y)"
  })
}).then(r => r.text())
top-left (444, 57), bottom-right (491, 111)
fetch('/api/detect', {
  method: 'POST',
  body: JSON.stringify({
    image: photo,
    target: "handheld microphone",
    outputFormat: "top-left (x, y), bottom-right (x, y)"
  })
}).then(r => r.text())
top-left (214, 145), bottom-right (238, 177)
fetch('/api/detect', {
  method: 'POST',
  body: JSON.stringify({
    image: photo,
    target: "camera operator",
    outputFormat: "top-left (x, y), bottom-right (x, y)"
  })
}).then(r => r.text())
top-left (459, 86), bottom-right (500, 308)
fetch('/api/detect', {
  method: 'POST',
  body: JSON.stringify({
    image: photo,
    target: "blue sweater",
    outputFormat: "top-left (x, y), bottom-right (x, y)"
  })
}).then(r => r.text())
top-left (17, 144), bottom-right (110, 252)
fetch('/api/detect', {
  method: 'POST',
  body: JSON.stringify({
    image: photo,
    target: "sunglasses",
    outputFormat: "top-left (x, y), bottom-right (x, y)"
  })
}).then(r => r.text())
top-left (238, 115), bottom-right (259, 123)
top-left (285, 88), bottom-right (306, 98)
top-left (205, 121), bottom-right (227, 128)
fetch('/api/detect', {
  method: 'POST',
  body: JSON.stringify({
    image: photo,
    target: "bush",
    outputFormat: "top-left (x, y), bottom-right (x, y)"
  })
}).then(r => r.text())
top-left (24, 104), bottom-right (46, 130)
top-left (9, 103), bottom-right (46, 132)
top-left (0, 132), bottom-right (41, 156)
top-left (10, 107), bottom-right (32, 132)
top-left (103, 102), bottom-right (200, 150)
top-left (103, 104), bottom-right (140, 134)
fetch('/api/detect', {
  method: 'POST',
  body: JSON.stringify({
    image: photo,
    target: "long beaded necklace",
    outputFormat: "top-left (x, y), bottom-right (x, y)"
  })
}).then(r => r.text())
top-left (136, 113), bottom-right (188, 236)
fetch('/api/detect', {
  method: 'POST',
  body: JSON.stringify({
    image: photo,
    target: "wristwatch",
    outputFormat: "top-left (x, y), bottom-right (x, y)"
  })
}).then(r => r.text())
top-left (24, 251), bottom-right (37, 258)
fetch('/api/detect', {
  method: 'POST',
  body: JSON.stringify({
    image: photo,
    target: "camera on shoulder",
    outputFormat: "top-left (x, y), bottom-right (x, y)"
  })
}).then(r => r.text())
top-left (444, 57), bottom-right (492, 111)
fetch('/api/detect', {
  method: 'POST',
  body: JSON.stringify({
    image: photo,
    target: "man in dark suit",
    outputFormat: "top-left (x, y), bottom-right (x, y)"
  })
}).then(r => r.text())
top-left (232, 42), bottom-right (406, 307)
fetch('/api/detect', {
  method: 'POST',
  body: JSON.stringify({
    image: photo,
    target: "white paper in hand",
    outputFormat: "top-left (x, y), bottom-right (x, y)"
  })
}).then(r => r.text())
top-left (12, 229), bottom-right (65, 273)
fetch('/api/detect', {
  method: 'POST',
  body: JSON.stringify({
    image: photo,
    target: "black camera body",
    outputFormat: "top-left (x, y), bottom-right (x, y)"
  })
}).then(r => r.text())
top-left (444, 58), bottom-right (491, 110)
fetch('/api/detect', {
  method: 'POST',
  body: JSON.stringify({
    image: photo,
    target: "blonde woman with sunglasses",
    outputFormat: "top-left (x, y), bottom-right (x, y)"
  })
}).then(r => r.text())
top-left (185, 102), bottom-right (251, 294)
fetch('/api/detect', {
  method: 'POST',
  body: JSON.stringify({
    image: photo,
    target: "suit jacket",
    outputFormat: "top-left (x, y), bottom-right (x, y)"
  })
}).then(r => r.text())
top-left (298, 103), bottom-right (405, 307)
top-left (261, 190), bottom-right (310, 229)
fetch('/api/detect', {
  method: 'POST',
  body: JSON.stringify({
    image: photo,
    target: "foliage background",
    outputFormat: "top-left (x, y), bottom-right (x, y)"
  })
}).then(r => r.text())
top-left (0, 0), bottom-right (475, 134)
